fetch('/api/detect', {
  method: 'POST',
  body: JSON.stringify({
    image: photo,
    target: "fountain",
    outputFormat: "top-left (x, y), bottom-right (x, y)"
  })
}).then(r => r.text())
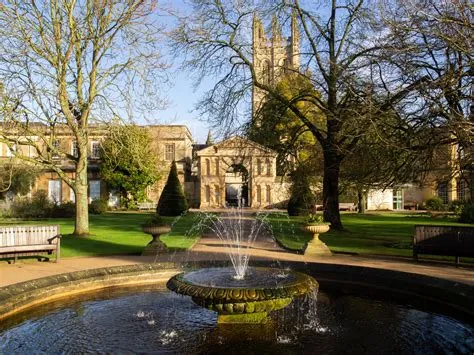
top-left (166, 208), bottom-right (319, 323)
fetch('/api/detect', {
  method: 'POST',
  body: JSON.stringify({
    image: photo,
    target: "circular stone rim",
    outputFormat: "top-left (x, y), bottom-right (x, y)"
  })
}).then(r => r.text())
top-left (166, 267), bottom-right (318, 302)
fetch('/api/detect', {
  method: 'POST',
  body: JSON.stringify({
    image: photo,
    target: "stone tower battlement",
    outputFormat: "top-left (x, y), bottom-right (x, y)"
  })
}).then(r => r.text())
top-left (252, 13), bottom-right (300, 119)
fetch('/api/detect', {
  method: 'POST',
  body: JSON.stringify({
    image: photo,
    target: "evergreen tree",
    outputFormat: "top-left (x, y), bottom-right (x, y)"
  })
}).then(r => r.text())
top-left (205, 130), bottom-right (213, 145)
top-left (287, 165), bottom-right (317, 216)
top-left (157, 161), bottom-right (188, 216)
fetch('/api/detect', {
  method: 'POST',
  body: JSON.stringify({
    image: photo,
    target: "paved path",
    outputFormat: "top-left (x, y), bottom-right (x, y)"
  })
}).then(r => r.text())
top-left (1, 211), bottom-right (473, 287)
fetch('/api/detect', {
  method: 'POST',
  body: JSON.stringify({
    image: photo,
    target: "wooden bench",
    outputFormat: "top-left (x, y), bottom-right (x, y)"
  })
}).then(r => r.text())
top-left (138, 202), bottom-right (157, 210)
top-left (339, 203), bottom-right (357, 211)
top-left (413, 225), bottom-right (474, 265)
top-left (313, 203), bottom-right (357, 211)
top-left (0, 225), bottom-right (61, 263)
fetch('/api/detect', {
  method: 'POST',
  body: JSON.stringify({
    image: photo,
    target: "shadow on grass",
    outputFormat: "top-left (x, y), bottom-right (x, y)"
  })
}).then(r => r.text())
top-left (61, 234), bottom-right (146, 257)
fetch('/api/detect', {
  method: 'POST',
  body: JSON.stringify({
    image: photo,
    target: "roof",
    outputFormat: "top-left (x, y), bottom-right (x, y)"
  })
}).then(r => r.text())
top-left (196, 136), bottom-right (277, 157)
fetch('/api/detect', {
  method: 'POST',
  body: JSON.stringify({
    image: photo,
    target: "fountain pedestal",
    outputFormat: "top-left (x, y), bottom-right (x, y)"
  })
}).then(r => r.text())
top-left (141, 225), bottom-right (171, 255)
top-left (302, 225), bottom-right (332, 257)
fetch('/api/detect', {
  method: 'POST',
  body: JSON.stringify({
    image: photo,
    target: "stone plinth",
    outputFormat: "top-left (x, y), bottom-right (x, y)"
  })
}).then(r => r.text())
top-left (302, 224), bottom-right (332, 256)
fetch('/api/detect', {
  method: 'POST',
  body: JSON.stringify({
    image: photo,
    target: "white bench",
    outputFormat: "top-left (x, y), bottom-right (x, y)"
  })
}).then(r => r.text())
top-left (138, 202), bottom-right (157, 210)
top-left (339, 203), bottom-right (357, 211)
top-left (0, 225), bottom-right (61, 263)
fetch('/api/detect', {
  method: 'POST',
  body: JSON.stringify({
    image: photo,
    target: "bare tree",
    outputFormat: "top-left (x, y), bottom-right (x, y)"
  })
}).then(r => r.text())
top-left (0, 0), bottom-right (167, 235)
top-left (171, 0), bottom-right (429, 228)
top-left (381, 0), bottom-right (473, 198)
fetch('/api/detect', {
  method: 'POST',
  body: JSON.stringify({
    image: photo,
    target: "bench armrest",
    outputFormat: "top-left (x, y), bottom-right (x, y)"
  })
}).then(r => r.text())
top-left (48, 234), bottom-right (62, 243)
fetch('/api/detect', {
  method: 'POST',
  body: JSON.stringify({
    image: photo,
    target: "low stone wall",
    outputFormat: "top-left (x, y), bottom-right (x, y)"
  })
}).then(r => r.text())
top-left (0, 263), bottom-right (183, 322)
top-left (1, 260), bottom-right (473, 322)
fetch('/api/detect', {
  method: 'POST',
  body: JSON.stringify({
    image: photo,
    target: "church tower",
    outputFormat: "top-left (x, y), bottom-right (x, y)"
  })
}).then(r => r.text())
top-left (252, 13), bottom-right (300, 120)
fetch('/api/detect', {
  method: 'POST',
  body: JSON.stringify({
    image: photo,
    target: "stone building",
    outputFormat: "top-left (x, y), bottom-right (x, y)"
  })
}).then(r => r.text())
top-left (196, 136), bottom-right (283, 208)
top-left (252, 13), bottom-right (300, 119)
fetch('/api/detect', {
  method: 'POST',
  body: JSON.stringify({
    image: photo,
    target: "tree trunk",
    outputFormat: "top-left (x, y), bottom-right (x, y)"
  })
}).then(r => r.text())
top-left (74, 155), bottom-right (89, 236)
top-left (322, 149), bottom-right (343, 229)
top-left (357, 188), bottom-right (366, 214)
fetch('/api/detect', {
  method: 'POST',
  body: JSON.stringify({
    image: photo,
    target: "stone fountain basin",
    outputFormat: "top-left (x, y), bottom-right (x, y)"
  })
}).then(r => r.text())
top-left (1, 261), bottom-right (473, 324)
top-left (166, 267), bottom-right (318, 323)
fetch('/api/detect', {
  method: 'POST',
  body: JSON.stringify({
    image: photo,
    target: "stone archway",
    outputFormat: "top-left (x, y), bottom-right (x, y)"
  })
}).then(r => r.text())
top-left (225, 164), bottom-right (249, 207)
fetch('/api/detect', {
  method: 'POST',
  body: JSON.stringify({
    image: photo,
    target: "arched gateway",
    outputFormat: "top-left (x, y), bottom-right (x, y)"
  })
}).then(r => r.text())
top-left (196, 136), bottom-right (277, 208)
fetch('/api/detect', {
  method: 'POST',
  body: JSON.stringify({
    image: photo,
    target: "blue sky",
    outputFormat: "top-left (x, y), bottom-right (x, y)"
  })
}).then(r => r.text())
top-left (157, 69), bottom-right (211, 144)
top-left (154, 1), bottom-right (212, 144)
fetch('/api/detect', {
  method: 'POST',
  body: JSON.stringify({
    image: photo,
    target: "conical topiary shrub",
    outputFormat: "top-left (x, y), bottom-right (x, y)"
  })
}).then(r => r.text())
top-left (157, 161), bottom-right (188, 216)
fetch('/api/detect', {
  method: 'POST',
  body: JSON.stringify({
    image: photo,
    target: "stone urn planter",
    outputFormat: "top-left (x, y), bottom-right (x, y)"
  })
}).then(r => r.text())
top-left (301, 223), bottom-right (331, 256)
top-left (141, 225), bottom-right (171, 256)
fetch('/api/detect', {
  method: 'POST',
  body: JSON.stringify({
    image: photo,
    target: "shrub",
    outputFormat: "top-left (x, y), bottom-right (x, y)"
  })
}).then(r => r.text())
top-left (51, 202), bottom-right (75, 218)
top-left (287, 164), bottom-right (316, 216)
top-left (425, 197), bottom-right (444, 211)
top-left (89, 198), bottom-right (108, 215)
top-left (157, 161), bottom-right (188, 216)
top-left (459, 203), bottom-right (474, 223)
top-left (10, 190), bottom-right (53, 218)
top-left (448, 200), bottom-right (465, 215)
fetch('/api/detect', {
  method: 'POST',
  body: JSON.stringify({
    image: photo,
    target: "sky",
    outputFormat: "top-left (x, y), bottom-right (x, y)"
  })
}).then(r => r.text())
top-left (156, 69), bottom-right (211, 144)
top-left (152, 1), bottom-right (213, 144)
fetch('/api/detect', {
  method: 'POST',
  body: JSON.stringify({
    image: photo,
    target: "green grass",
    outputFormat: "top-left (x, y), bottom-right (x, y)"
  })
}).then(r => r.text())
top-left (0, 211), bottom-right (203, 258)
top-left (264, 212), bottom-right (474, 258)
top-left (2, 211), bottom-right (472, 261)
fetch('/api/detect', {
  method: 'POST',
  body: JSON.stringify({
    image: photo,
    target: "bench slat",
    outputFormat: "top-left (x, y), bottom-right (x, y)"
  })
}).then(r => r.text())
top-left (0, 225), bottom-right (60, 263)
top-left (0, 245), bottom-right (56, 253)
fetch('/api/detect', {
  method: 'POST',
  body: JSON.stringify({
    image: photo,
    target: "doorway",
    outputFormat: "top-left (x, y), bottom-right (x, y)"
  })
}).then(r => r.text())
top-left (225, 164), bottom-right (248, 207)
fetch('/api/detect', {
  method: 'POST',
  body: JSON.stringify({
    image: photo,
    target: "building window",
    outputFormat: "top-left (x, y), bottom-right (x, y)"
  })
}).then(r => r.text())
top-left (91, 141), bottom-right (101, 159)
top-left (165, 144), bottom-right (175, 161)
top-left (51, 140), bottom-right (60, 159)
top-left (206, 159), bottom-right (211, 176)
top-left (437, 182), bottom-right (448, 204)
top-left (266, 159), bottom-right (271, 176)
top-left (257, 159), bottom-right (262, 175)
top-left (205, 185), bottom-right (211, 203)
top-left (71, 141), bottom-right (79, 158)
top-left (215, 158), bottom-right (219, 175)
top-left (48, 180), bottom-right (61, 203)
top-left (266, 185), bottom-right (271, 203)
top-left (89, 180), bottom-right (101, 201)
top-left (262, 60), bottom-right (271, 85)
top-left (457, 179), bottom-right (467, 201)
top-left (257, 185), bottom-right (261, 203)
top-left (392, 189), bottom-right (403, 210)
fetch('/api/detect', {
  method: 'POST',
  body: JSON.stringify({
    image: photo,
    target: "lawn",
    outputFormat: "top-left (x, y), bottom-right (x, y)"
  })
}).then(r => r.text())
top-left (1, 211), bottom-right (472, 260)
top-left (0, 211), bottom-right (204, 258)
top-left (263, 212), bottom-right (474, 258)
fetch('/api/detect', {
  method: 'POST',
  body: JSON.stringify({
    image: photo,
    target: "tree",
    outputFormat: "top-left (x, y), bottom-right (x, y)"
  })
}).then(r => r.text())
top-left (0, 161), bottom-right (39, 197)
top-left (247, 73), bottom-right (324, 175)
top-left (287, 164), bottom-right (318, 216)
top-left (171, 1), bottom-right (428, 229)
top-left (0, 1), bottom-right (166, 235)
top-left (157, 161), bottom-right (188, 216)
top-left (100, 124), bottom-right (160, 208)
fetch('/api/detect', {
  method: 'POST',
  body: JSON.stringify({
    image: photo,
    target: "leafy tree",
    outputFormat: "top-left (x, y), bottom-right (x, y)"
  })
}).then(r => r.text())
top-left (0, 1), bottom-right (167, 236)
top-left (157, 161), bottom-right (188, 216)
top-left (100, 124), bottom-right (160, 208)
top-left (247, 73), bottom-right (324, 175)
top-left (0, 161), bottom-right (39, 197)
